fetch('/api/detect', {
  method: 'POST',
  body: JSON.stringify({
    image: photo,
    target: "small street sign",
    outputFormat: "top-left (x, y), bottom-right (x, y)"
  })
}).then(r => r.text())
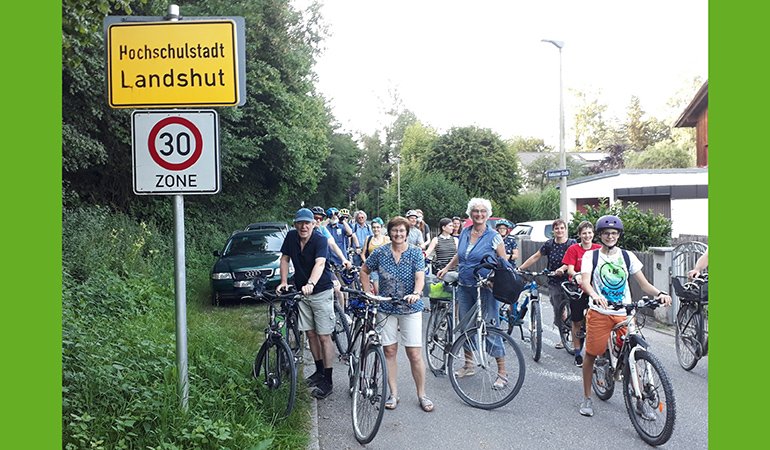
top-left (132, 110), bottom-right (220, 195)
top-left (545, 168), bottom-right (571, 179)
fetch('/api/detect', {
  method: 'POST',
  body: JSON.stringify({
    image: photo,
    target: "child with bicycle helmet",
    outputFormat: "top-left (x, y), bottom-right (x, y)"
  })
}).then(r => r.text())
top-left (577, 214), bottom-right (672, 417)
top-left (495, 219), bottom-right (518, 265)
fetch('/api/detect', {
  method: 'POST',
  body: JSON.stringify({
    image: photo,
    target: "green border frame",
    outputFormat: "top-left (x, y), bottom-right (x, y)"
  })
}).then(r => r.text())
top-left (0, 2), bottom-right (62, 447)
top-left (710, 1), bottom-right (764, 447)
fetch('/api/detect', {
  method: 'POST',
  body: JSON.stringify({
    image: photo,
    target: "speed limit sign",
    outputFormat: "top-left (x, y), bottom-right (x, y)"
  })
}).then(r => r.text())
top-left (131, 110), bottom-right (220, 194)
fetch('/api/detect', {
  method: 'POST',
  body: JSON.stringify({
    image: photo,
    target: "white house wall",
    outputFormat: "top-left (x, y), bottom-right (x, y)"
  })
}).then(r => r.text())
top-left (567, 170), bottom-right (708, 237)
top-left (670, 198), bottom-right (708, 237)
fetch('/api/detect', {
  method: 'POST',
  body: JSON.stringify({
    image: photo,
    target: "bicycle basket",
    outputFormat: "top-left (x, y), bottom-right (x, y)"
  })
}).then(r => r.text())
top-left (491, 263), bottom-right (526, 304)
top-left (429, 281), bottom-right (452, 300)
top-left (672, 276), bottom-right (708, 302)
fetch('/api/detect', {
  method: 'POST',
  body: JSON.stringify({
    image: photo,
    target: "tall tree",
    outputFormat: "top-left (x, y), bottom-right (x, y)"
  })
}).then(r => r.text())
top-left (311, 132), bottom-right (361, 208)
top-left (524, 154), bottom-right (587, 191)
top-left (621, 96), bottom-right (670, 153)
top-left (424, 126), bottom-right (522, 201)
top-left (62, 0), bottom-right (333, 223)
top-left (506, 136), bottom-right (553, 153)
top-left (399, 121), bottom-right (438, 172)
top-left (571, 89), bottom-right (614, 151)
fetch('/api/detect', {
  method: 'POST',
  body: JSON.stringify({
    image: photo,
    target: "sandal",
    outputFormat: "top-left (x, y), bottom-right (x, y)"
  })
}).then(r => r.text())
top-left (419, 396), bottom-right (434, 412)
top-left (493, 375), bottom-right (508, 390)
top-left (385, 395), bottom-right (400, 410)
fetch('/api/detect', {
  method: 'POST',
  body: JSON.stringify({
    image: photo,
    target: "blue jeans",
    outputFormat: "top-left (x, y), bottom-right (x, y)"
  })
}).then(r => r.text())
top-left (456, 285), bottom-right (505, 358)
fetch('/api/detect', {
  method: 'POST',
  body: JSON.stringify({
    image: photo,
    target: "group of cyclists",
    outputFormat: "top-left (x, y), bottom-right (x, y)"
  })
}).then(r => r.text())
top-left (275, 202), bottom-right (685, 421)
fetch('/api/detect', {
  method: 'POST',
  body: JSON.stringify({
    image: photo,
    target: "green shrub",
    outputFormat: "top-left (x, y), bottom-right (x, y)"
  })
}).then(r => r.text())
top-left (63, 206), bottom-right (308, 449)
top-left (569, 199), bottom-right (672, 251)
top-left (504, 186), bottom-right (560, 223)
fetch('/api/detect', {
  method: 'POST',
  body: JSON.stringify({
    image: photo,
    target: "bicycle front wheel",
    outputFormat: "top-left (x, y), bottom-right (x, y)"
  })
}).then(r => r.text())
top-left (675, 302), bottom-right (701, 371)
top-left (352, 343), bottom-right (388, 444)
top-left (529, 301), bottom-right (542, 361)
top-left (333, 302), bottom-right (351, 357)
top-left (447, 326), bottom-right (525, 410)
top-left (253, 338), bottom-right (297, 418)
top-left (558, 301), bottom-right (576, 355)
top-left (425, 302), bottom-right (451, 374)
top-left (622, 349), bottom-right (676, 446)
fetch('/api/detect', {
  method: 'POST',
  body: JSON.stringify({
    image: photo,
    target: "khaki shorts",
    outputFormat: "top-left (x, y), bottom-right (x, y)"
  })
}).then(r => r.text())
top-left (297, 288), bottom-right (335, 335)
top-left (584, 309), bottom-right (627, 357)
top-left (377, 311), bottom-right (423, 347)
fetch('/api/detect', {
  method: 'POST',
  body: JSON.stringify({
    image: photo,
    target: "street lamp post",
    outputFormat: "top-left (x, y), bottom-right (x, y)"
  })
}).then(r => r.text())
top-left (542, 39), bottom-right (568, 222)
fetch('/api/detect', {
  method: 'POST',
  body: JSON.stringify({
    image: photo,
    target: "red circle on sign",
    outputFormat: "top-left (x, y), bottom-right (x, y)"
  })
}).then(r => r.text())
top-left (147, 116), bottom-right (204, 171)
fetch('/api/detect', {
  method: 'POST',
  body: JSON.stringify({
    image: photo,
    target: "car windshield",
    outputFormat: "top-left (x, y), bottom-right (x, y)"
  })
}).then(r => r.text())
top-left (224, 233), bottom-right (283, 255)
top-left (510, 225), bottom-right (533, 236)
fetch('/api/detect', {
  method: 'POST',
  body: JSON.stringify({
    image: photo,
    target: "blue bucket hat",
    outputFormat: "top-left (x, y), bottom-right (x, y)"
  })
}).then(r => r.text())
top-left (294, 208), bottom-right (314, 223)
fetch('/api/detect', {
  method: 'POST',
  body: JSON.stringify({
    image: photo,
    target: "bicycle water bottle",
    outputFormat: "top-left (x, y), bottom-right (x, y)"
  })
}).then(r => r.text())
top-left (276, 310), bottom-right (286, 335)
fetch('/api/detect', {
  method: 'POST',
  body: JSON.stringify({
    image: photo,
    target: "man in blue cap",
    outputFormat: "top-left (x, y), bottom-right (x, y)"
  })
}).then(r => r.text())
top-left (278, 208), bottom-right (336, 399)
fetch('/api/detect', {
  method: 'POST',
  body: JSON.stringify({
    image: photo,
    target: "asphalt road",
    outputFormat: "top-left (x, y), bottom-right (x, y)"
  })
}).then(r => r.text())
top-left (308, 297), bottom-right (708, 449)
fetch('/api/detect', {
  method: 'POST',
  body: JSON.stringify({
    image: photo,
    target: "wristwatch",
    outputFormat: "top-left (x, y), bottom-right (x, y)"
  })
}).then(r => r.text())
top-left (307, 281), bottom-right (315, 287)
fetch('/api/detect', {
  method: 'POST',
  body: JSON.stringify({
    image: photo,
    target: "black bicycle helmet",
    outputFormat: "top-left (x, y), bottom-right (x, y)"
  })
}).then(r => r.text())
top-left (310, 206), bottom-right (325, 216)
top-left (595, 215), bottom-right (623, 233)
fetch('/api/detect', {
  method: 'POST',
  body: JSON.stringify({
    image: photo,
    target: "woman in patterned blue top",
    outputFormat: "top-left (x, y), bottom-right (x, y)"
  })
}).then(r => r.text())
top-left (360, 216), bottom-right (434, 412)
top-left (436, 198), bottom-right (510, 389)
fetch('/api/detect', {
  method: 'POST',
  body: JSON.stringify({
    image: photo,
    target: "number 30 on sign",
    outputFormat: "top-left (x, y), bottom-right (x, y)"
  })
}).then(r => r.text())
top-left (132, 110), bottom-right (220, 195)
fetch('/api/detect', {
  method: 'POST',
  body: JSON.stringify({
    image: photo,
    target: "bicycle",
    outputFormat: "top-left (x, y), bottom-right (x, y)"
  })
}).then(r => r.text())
top-left (340, 286), bottom-right (402, 444)
top-left (425, 271), bottom-right (459, 376)
top-left (672, 274), bottom-right (708, 371)
top-left (591, 297), bottom-right (676, 446)
top-left (498, 269), bottom-right (553, 362)
top-left (252, 286), bottom-right (302, 418)
top-left (444, 263), bottom-right (526, 409)
top-left (329, 262), bottom-right (357, 358)
top-left (556, 280), bottom-right (587, 356)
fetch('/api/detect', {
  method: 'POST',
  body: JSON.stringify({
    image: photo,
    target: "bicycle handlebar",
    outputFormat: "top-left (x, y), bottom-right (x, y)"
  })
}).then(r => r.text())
top-left (340, 286), bottom-right (397, 304)
top-left (605, 296), bottom-right (662, 313)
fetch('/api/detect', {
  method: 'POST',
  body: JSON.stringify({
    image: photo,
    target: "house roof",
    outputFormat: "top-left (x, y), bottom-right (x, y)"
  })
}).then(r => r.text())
top-left (567, 168), bottom-right (708, 187)
top-left (517, 151), bottom-right (609, 166)
top-left (674, 80), bottom-right (708, 128)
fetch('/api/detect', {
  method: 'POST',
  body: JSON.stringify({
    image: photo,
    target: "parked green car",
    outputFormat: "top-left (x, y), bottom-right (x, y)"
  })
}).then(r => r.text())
top-left (210, 229), bottom-right (293, 305)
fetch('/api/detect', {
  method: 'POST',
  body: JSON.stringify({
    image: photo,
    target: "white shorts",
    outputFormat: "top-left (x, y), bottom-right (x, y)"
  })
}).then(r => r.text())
top-left (377, 311), bottom-right (423, 347)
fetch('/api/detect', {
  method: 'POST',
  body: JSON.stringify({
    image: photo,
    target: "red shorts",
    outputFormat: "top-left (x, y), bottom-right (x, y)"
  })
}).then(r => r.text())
top-left (584, 309), bottom-right (627, 357)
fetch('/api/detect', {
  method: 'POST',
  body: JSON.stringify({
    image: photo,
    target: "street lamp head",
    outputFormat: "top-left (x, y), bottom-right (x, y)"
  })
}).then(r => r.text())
top-left (541, 39), bottom-right (564, 49)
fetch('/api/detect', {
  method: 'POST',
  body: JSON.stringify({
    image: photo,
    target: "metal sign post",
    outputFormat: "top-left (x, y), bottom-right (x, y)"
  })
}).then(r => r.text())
top-left (173, 193), bottom-right (189, 410)
top-left (107, 3), bottom-right (238, 411)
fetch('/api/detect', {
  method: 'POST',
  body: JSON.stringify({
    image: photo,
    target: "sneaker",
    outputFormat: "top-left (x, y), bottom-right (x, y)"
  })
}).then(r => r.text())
top-left (579, 397), bottom-right (594, 417)
top-left (311, 381), bottom-right (333, 399)
top-left (555, 342), bottom-right (565, 349)
top-left (454, 365), bottom-right (476, 378)
top-left (305, 371), bottom-right (323, 387)
top-left (635, 399), bottom-right (657, 421)
top-left (574, 354), bottom-right (583, 367)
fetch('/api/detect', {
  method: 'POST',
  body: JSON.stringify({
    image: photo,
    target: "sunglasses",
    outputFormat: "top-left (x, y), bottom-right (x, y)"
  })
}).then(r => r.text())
top-left (313, 215), bottom-right (324, 220)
